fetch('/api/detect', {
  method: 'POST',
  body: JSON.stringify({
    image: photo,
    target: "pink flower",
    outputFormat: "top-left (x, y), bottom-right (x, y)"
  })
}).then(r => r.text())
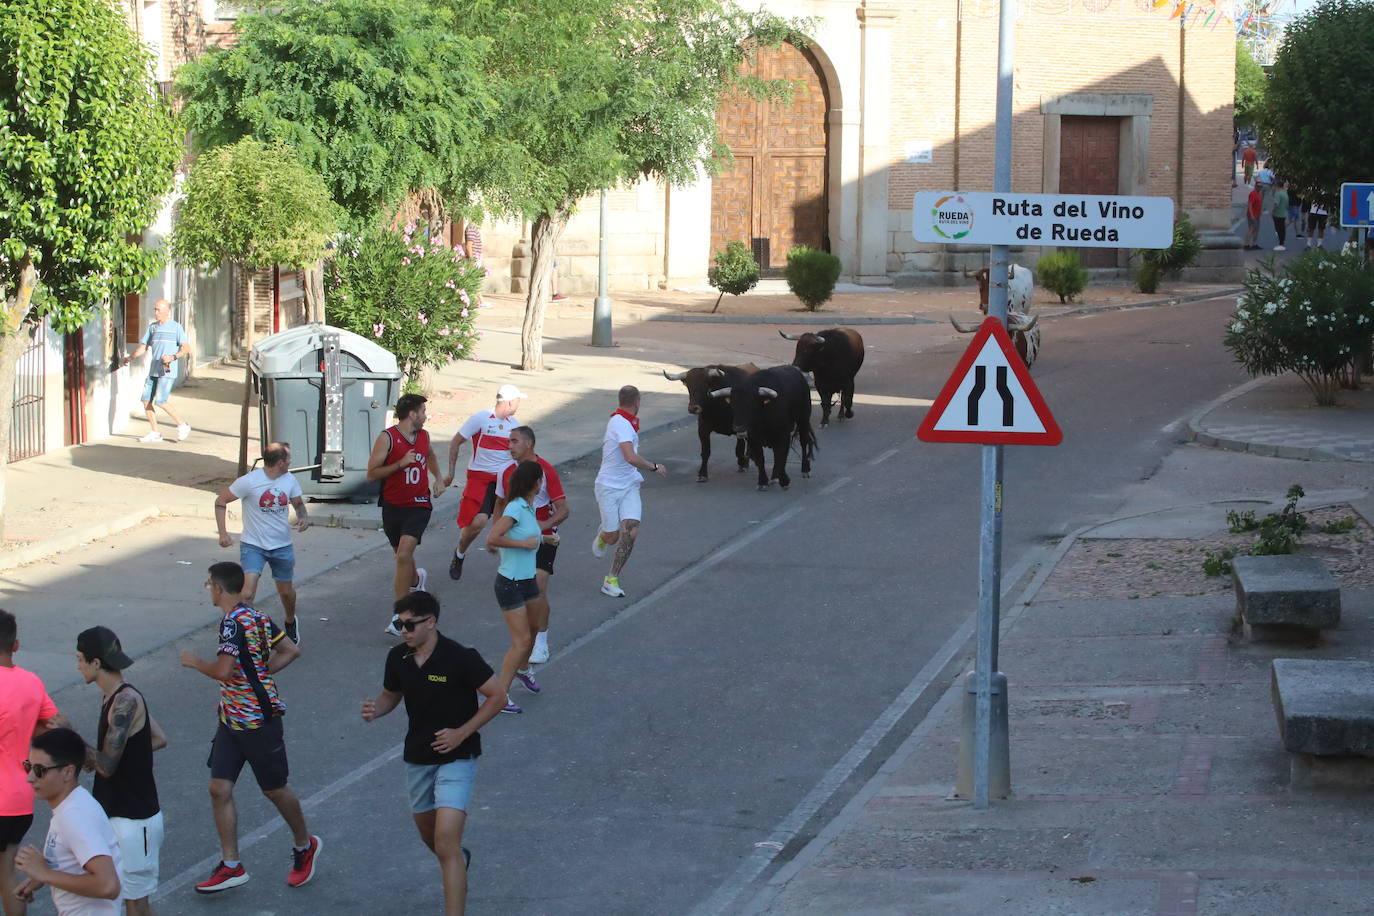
top-left (401, 257), bottom-right (410, 265)
top-left (404, 221), bottom-right (416, 234)
top-left (460, 308), bottom-right (469, 318)
top-left (454, 245), bottom-right (466, 256)
top-left (482, 267), bottom-right (490, 277)
top-left (402, 234), bottom-right (412, 246)
top-left (438, 327), bottom-right (451, 336)
top-left (444, 280), bottom-right (455, 289)
top-left (458, 289), bottom-right (470, 305)
top-left (439, 298), bottom-right (446, 304)
top-left (426, 281), bottom-right (433, 286)
top-left (447, 353), bottom-right (456, 362)
top-left (373, 323), bottom-right (385, 337)
top-left (418, 312), bottom-right (428, 325)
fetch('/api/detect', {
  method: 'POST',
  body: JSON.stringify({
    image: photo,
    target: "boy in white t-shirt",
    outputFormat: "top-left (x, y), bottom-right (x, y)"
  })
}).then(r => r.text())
top-left (14, 728), bottom-right (122, 915)
top-left (214, 443), bottom-right (311, 643)
top-left (591, 386), bottom-right (666, 598)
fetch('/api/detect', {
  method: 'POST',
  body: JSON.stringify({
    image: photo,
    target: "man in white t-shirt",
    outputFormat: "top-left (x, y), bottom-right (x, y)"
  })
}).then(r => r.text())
top-left (14, 728), bottom-right (122, 915)
top-left (444, 384), bottom-right (526, 581)
top-left (214, 443), bottom-right (311, 644)
top-left (592, 386), bottom-right (666, 598)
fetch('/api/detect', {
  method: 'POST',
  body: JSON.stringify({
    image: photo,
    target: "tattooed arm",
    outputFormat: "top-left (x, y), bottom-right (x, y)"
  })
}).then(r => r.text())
top-left (91, 690), bottom-right (141, 778)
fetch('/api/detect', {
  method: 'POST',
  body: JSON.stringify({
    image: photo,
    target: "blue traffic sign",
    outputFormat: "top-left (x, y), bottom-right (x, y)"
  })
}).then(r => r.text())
top-left (1339, 183), bottom-right (1374, 228)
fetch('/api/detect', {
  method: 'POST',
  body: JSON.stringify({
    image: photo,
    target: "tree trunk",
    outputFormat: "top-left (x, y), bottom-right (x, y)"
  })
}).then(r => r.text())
top-left (238, 264), bottom-right (255, 475)
top-left (0, 258), bottom-right (39, 542)
top-left (521, 203), bottom-right (573, 371)
top-left (303, 260), bottom-right (326, 324)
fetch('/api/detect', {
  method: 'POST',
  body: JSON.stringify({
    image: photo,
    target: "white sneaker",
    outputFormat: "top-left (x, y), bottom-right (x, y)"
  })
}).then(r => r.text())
top-left (384, 620), bottom-right (402, 636)
top-left (177, 423), bottom-right (191, 441)
top-left (601, 576), bottom-right (625, 598)
top-left (411, 567), bottom-right (428, 592)
top-left (530, 633), bottom-right (550, 664)
top-left (592, 534), bottom-right (607, 558)
top-left (138, 431), bottom-right (163, 443)
top-left (1273, 245), bottom-right (1286, 251)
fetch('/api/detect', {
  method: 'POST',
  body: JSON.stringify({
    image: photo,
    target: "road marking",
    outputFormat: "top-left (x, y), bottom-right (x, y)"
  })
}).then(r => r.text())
top-left (694, 547), bottom-right (1044, 916)
top-left (867, 445), bottom-right (902, 466)
top-left (818, 475), bottom-right (851, 496)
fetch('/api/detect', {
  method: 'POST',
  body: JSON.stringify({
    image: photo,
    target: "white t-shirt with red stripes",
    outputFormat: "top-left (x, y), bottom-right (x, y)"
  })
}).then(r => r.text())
top-left (496, 455), bottom-right (566, 533)
top-left (458, 411), bottom-right (519, 474)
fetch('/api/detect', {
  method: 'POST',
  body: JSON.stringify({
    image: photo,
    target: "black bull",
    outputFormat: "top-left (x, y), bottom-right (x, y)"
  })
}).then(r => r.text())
top-left (662, 363), bottom-right (759, 482)
top-left (778, 328), bottom-right (864, 427)
top-left (710, 365), bottom-right (817, 490)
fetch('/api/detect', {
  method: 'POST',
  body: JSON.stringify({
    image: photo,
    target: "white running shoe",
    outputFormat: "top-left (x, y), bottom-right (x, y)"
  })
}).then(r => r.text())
top-left (1273, 245), bottom-right (1286, 251)
top-left (601, 576), bottom-right (625, 598)
top-left (177, 422), bottom-right (191, 441)
top-left (592, 533), bottom-right (607, 558)
top-left (530, 633), bottom-right (550, 664)
top-left (384, 620), bottom-right (402, 636)
top-left (411, 567), bottom-right (428, 592)
top-left (138, 431), bottom-right (163, 443)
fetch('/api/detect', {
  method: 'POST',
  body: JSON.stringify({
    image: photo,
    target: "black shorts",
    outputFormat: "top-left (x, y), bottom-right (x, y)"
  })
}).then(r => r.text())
top-left (208, 718), bottom-right (289, 792)
top-left (536, 542), bottom-right (557, 575)
top-left (494, 574), bottom-right (540, 611)
top-left (0, 813), bottom-right (33, 851)
top-left (1308, 213), bottom-right (1328, 231)
top-left (382, 504), bottom-right (432, 550)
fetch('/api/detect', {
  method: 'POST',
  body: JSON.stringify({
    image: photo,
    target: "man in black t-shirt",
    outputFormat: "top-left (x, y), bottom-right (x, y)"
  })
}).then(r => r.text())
top-left (361, 592), bottom-right (501, 916)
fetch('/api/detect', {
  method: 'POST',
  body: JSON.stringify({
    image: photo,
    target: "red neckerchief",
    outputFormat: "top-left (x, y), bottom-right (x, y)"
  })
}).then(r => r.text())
top-left (611, 408), bottom-right (639, 432)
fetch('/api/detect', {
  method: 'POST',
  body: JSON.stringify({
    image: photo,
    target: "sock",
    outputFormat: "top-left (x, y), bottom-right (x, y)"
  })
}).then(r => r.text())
top-left (293, 843), bottom-right (309, 853)
top-left (456, 550), bottom-right (466, 559)
top-left (223, 860), bottom-right (240, 869)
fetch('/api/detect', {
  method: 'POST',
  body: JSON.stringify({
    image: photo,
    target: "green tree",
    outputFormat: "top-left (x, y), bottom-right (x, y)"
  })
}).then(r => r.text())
top-left (1262, 0), bottom-right (1374, 205)
top-left (176, 0), bottom-right (494, 227)
top-left (0, 0), bottom-right (180, 538)
top-left (1234, 41), bottom-right (1266, 130)
top-left (445, 0), bottom-right (808, 370)
top-left (169, 138), bottom-right (343, 473)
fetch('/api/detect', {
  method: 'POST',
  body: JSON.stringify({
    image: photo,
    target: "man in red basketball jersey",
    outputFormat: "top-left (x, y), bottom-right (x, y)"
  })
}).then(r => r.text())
top-left (368, 394), bottom-right (446, 632)
top-left (444, 384), bottom-right (527, 581)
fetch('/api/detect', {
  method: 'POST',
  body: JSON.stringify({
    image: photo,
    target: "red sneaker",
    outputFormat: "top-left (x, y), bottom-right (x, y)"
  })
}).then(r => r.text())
top-left (194, 861), bottom-right (248, 894)
top-left (287, 835), bottom-right (322, 887)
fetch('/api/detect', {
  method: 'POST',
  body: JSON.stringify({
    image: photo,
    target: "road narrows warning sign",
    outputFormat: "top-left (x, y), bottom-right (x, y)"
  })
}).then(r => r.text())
top-left (917, 317), bottom-right (1062, 445)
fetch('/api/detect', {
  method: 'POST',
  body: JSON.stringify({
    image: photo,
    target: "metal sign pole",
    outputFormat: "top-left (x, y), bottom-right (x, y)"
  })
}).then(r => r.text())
top-left (974, 0), bottom-right (1017, 812)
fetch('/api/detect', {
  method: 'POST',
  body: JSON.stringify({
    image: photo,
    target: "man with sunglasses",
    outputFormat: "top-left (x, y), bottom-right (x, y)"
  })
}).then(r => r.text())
top-left (361, 592), bottom-right (503, 915)
top-left (14, 728), bottom-right (121, 914)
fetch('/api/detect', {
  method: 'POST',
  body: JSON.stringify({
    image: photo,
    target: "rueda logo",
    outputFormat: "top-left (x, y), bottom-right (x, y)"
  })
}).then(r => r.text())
top-left (929, 194), bottom-right (973, 240)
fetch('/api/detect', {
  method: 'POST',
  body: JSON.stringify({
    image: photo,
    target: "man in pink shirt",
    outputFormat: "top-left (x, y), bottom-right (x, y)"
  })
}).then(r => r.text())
top-left (0, 609), bottom-right (68, 916)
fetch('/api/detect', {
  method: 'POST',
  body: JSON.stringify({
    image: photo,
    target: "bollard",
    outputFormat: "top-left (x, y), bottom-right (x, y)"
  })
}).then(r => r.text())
top-left (955, 670), bottom-right (1011, 800)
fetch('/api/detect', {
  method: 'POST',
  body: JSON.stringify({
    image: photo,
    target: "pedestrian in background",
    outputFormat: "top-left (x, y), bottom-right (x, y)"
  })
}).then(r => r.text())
top-left (1289, 189), bottom-right (1305, 238)
top-left (0, 609), bottom-right (67, 916)
top-left (14, 728), bottom-right (121, 914)
top-left (592, 386), bottom-right (667, 598)
top-left (215, 442), bottom-right (311, 644)
top-left (1244, 185), bottom-right (1263, 250)
top-left (1307, 201), bottom-right (1328, 248)
top-left (75, 628), bottom-right (165, 916)
top-left (445, 385), bottom-right (525, 583)
top-left (180, 562), bottom-right (320, 895)
top-left (1241, 143), bottom-right (1258, 184)
top-left (1271, 180), bottom-right (1289, 251)
top-left (123, 299), bottom-right (192, 444)
top-left (362, 591), bottom-right (503, 916)
top-left (487, 460), bottom-right (549, 714)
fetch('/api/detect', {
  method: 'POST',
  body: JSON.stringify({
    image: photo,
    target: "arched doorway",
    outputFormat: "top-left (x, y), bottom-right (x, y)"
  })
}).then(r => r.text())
top-left (711, 42), bottom-right (830, 272)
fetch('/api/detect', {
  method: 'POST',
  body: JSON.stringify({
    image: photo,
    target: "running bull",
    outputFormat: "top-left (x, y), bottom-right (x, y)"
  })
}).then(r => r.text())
top-left (662, 363), bottom-right (759, 482)
top-left (951, 265), bottom-right (1041, 368)
top-left (709, 365), bottom-right (817, 491)
top-left (777, 328), bottom-right (865, 428)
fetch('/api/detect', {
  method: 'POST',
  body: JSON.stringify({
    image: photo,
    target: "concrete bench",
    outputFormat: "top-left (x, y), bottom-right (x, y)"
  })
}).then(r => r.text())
top-left (1232, 555), bottom-right (1340, 642)
top-left (1272, 658), bottom-right (1374, 789)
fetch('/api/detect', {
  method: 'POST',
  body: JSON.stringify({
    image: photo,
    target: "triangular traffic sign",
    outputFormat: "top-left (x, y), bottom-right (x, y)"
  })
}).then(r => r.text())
top-left (917, 317), bottom-right (1062, 445)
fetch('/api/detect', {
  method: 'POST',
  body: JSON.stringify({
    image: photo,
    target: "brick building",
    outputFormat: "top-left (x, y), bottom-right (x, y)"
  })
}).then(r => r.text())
top-left (482, 0), bottom-right (1240, 295)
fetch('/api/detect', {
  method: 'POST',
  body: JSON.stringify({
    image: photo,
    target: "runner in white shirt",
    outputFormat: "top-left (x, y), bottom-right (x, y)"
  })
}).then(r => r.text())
top-left (214, 443), bottom-right (311, 644)
top-left (445, 384), bottom-right (527, 581)
top-left (15, 728), bottom-right (122, 915)
top-left (592, 386), bottom-right (666, 598)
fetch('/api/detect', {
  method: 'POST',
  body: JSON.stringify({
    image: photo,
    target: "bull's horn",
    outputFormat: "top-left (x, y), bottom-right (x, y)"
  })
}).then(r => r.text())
top-left (948, 314), bottom-right (980, 333)
top-left (708, 387), bottom-right (732, 398)
top-left (963, 268), bottom-right (978, 278)
top-left (662, 368), bottom-right (688, 381)
top-left (706, 367), bottom-right (724, 379)
top-left (778, 330), bottom-right (800, 340)
top-left (815, 334), bottom-right (827, 345)
top-left (757, 386), bottom-right (778, 398)
top-left (1009, 314), bottom-right (1040, 333)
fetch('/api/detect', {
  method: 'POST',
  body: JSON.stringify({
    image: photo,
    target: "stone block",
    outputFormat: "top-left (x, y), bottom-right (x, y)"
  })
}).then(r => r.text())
top-left (1271, 658), bottom-right (1374, 757)
top-left (1232, 555), bottom-right (1340, 630)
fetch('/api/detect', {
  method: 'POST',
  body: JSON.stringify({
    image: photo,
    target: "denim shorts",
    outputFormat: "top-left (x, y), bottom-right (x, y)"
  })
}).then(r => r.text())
top-left (240, 542), bottom-right (295, 582)
top-left (494, 574), bottom-right (540, 611)
top-left (406, 758), bottom-right (477, 814)
top-left (141, 375), bottom-right (174, 405)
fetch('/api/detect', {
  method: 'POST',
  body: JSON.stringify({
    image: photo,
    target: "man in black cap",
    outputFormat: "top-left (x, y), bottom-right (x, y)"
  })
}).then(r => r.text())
top-left (76, 627), bottom-right (165, 916)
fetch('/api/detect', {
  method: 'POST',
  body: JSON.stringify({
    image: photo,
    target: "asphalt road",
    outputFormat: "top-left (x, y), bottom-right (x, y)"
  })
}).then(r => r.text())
top-left (30, 295), bottom-right (1250, 915)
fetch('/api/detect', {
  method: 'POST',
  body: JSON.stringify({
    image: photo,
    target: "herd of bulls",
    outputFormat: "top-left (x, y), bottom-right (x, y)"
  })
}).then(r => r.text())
top-left (662, 328), bottom-right (865, 491)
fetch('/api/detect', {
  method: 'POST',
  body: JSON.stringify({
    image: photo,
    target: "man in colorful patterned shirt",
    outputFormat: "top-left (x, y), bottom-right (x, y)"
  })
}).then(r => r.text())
top-left (179, 562), bottom-right (321, 895)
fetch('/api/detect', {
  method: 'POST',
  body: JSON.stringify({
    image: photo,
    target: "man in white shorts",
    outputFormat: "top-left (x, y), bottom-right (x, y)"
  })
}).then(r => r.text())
top-left (445, 384), bottom-right (526, 581)
top-left (592, 386), bottom-right (666, 597)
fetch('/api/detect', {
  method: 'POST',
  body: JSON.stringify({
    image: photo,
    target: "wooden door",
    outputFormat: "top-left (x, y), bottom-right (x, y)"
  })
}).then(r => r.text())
top-left (1059, 116), bottom-right (1121, 268)
top-left (711, 43), bottom-right (829, 271)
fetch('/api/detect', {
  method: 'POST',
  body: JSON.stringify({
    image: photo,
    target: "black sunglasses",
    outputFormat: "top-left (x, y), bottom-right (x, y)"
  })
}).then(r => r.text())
top-left (391, 615), bottom-right (433, 632)
top-left (23, 759), bottom-right (64, 779)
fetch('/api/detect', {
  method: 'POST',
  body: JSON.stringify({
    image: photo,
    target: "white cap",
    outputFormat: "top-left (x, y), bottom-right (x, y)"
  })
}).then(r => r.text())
top-left (496, 383), bottom-right (528, 403)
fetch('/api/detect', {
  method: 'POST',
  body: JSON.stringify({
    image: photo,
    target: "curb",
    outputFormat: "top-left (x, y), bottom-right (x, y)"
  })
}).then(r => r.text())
top-left (1052, 286), bottom-right (1243, 319)
top-left (0, 506), bottom-right (161, 572)
top-left (1185, 375), bottom-right (1374, 463)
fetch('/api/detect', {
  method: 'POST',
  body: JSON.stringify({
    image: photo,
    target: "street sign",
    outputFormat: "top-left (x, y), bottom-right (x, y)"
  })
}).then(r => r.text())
top-left (1339, 182), bottom-right (1374, 228)
top-left (913, 191), bottom-right (1174, 248)
top-left (917, 317), bottom-right (1062, 445)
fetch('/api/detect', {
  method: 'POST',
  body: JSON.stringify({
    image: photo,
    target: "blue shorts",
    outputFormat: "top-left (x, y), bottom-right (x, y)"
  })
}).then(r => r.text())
top-left (141, 375), bottom-right (174, 405)
top-left (406, 758), bottom-right (477, 814)
top-left (241, 542), bottom-right (295, 582)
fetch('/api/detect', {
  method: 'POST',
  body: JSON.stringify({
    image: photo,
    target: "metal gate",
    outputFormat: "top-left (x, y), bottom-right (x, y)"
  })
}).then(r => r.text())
top-left (9, 322), bottom-right (45, 462)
